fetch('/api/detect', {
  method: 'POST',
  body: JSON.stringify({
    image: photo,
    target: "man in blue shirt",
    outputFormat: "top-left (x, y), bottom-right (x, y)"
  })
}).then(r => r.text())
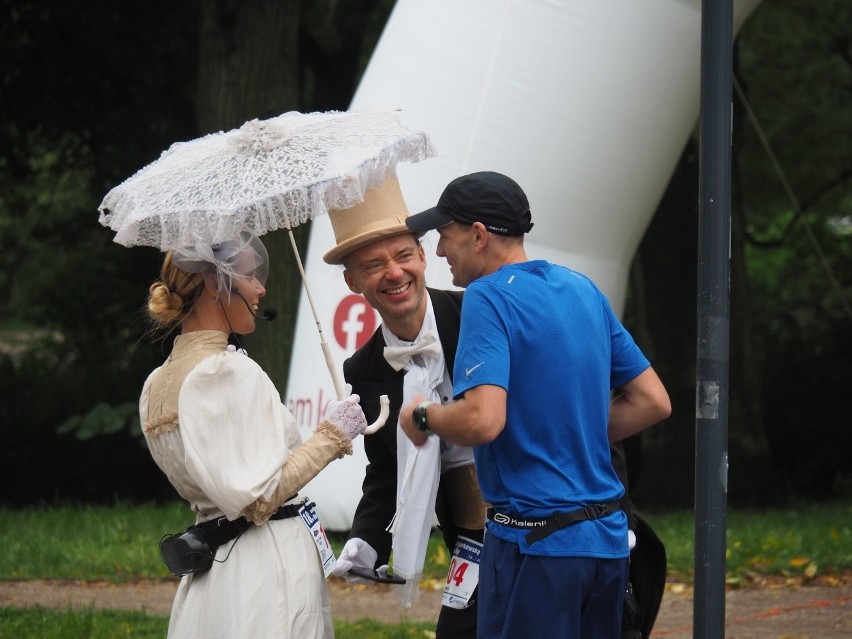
top-left (399, 171), bottom-right (671, 638)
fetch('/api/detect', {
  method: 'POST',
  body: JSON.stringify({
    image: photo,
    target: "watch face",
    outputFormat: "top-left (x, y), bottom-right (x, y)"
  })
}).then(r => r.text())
top-left (414, 404), bottom-right (428, 431)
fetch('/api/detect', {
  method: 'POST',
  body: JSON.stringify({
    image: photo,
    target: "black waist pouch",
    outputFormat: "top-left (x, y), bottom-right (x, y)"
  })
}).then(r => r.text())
top-left (160, 517), bottom-right (250, 577)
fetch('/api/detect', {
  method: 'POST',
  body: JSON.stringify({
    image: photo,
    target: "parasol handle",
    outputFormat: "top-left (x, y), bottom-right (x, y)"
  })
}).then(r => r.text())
top-left (363, 395), bottom-right (391, 435)
top-left (287, 230), bottom-right (389, 433)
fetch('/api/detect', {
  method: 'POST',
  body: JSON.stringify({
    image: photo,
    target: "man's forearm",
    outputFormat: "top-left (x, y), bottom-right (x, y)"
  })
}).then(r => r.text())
top-left (400, 385), bottom-right (507, 447)
top-left (608, 367), bottom-right (672, 442)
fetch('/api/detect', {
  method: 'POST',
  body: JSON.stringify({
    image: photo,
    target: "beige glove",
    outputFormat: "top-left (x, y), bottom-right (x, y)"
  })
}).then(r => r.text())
top-left (241, 419), bottom-right (355, 525)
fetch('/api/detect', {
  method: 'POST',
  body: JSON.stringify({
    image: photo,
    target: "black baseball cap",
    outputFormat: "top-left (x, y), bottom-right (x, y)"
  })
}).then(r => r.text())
top-left (406, 171), bottom-right (534, 236)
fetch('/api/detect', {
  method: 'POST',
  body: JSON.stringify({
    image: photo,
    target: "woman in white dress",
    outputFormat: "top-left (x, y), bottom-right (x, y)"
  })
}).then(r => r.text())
top-left (140, 234), bottom-right (366, 638)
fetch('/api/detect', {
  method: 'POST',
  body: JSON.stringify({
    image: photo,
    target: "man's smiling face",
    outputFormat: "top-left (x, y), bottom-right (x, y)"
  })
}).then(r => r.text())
top-left (343, 233), bottom-right (428, 337)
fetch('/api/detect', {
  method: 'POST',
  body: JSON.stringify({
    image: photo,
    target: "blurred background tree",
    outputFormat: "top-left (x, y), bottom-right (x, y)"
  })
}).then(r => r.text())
top-left (624, 0), bottom-right (851, 506)
top-left (1, 0), bottom-right (848, 508)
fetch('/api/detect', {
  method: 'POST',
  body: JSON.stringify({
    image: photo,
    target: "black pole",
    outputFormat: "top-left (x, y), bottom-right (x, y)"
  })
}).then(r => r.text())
top-left (694, 1), bottom-right (733, 638)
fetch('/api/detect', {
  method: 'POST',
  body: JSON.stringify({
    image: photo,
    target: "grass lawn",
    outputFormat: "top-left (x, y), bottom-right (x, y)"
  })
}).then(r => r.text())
top-left (0, 501), bottom-right (849, 638)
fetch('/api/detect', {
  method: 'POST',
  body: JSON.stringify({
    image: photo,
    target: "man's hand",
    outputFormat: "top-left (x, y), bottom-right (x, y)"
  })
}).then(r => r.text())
top-left (399, 396), bottom-right (430, 447)
top-left (331, 537), bottom-right (386, 585)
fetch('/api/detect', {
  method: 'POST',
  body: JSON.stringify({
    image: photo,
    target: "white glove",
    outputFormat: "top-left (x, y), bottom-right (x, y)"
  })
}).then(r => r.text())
top-left (324, 389), bottom-right (368, 440)
top-left (332, 537), bottom-right (388, 585)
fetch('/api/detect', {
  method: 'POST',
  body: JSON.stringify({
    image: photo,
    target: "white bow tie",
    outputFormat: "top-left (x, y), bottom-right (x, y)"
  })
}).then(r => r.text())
top-left (383, 329), bottom-right (442, 371)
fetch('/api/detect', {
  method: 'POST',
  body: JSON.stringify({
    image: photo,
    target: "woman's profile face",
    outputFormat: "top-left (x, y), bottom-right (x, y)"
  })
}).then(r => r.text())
top-left (223, 273), bottom-right (266, 334)
top-left (219, 242), bottom-right (268, 334)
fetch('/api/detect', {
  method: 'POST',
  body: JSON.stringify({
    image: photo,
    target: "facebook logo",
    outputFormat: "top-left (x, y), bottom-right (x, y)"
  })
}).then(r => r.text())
top-left (333, 294), bottom-right (377, 351)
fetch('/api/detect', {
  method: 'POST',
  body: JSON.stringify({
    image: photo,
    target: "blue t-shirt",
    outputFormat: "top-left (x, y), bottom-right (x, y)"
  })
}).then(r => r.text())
top-left (453, 260), bottom-right (650, 557)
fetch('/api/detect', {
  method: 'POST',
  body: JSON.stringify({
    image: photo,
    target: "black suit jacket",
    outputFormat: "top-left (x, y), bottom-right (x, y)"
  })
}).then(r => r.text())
top-left (343, 288), bottom-right (465, 565)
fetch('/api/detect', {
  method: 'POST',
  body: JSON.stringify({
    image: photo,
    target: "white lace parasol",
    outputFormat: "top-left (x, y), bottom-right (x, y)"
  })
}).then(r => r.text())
top-left (99, 109), bottom-right (432, 426)
top-left (98, 109), bottom-right (436, 250)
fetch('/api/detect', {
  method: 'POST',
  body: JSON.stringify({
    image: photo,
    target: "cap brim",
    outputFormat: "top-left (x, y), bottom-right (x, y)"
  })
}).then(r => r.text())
top-left (405, 206), bottom-right (455, 233)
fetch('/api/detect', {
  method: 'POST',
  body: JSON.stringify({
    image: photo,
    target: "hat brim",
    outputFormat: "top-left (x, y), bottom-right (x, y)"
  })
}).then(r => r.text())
top-left (405, 206), bottom-right (456, 233)
top-left (322, 224), bottom-right (419, 265)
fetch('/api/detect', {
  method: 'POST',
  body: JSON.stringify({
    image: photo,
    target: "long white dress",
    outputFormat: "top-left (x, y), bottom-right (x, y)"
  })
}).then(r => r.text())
top-left (139, 330), bottom-right (334, 639)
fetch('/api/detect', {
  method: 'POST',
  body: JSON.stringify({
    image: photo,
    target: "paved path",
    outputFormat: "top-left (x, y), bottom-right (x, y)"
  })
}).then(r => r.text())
top-left (0, 578), bottom-right (849, 637)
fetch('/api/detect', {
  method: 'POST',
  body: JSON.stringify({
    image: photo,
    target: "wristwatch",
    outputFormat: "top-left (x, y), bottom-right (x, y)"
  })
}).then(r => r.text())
top-left (412, 401), bottom-right (432, 432)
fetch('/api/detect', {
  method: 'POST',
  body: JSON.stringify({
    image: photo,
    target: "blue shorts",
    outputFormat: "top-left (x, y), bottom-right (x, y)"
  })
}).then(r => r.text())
top-left (477, 535), bottom-right (628, 638)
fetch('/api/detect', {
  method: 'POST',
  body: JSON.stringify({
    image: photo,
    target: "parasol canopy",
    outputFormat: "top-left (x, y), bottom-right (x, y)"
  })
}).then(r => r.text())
top-left (98, 109), bottom-right (435, 428)
top-left (98, 109), bottom-right (435, 251)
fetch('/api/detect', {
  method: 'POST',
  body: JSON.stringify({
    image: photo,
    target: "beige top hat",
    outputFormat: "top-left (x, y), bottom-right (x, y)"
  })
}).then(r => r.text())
top-left (322, 177), bottom-right (418, 264)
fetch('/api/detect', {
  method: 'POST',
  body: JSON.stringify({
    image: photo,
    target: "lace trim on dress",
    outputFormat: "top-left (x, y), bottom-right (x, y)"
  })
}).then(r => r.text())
top-left (315, 420), bottom-right (353, 458)
top-left (169, 332), bottom-right (229, 359)
top-left (144, 411), bottom-right (179, 436)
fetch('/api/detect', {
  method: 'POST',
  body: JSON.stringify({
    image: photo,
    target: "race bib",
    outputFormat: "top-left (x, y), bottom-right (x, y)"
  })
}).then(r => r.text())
top-left (442, 535), bottom-right (482, 609)
top-left (299, 500), bottom-right (335, 577)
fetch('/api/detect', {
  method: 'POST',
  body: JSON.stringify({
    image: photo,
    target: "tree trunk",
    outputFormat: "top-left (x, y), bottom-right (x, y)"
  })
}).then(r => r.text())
top-left (197, 0), bottom-right (300, 132)
top-left (196, 0), bottom-right (309, 391)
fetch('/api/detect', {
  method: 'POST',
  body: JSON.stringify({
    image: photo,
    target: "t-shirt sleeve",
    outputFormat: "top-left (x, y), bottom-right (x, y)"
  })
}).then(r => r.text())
top-left (603, 293), bottom-right (650, 389)
top-left (452, 283), bottom-right (510, 398)
top-left (178, 353), bottom-right (299, 520)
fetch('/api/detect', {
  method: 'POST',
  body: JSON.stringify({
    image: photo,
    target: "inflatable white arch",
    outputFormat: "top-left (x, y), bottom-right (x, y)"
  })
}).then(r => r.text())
top-left (285, 0), bottom-right (762, 530)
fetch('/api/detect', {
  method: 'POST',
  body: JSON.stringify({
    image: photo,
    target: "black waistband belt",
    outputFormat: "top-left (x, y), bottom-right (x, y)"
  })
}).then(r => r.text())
top-left (486, 501), bottom-right (621, 544)
top-left (199, 496), bottom-right (305, 548)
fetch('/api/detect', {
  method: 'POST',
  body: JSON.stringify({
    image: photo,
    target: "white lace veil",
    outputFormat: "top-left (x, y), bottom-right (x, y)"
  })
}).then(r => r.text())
top-left (171, 232), bottom-right (269, 301)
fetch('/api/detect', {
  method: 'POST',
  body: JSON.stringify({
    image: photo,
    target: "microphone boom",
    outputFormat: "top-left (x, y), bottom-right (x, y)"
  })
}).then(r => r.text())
top-left (236, 290), bottom-right (277, 321)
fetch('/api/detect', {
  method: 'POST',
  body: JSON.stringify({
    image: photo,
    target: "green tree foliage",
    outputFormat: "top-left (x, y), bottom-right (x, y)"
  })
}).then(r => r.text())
top-left (0, 0), bottom-right (395, 505)
top-left (735, 0), bottom-right (851, 499)
top-left (0, 1), bottom-right (201, 504)
top-left (1, 1), bottom-right (847, 506)
top-left (626, 0), bottom-right (851, 506)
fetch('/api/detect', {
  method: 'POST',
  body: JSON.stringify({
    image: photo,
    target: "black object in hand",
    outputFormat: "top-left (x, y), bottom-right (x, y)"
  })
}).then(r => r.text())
top-left (348, 567), bottom-right (406, 584)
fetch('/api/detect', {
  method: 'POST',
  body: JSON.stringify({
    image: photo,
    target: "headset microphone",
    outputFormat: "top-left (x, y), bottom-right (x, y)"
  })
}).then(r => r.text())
top-left (235, 291), bottom-right (277, 321)
top-left (258, 306), bottom-right (278, 321)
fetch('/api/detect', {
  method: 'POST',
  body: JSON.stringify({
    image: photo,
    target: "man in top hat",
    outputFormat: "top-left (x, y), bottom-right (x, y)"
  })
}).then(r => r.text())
top-left (324, 177), bottom-right (487, 639)
top-left (397, 171), bottom-right (672, 639)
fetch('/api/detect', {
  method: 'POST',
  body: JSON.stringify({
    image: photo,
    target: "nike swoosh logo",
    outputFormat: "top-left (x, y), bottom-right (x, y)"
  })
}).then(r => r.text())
top-left (465, 362), bottom-right (485, 377)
